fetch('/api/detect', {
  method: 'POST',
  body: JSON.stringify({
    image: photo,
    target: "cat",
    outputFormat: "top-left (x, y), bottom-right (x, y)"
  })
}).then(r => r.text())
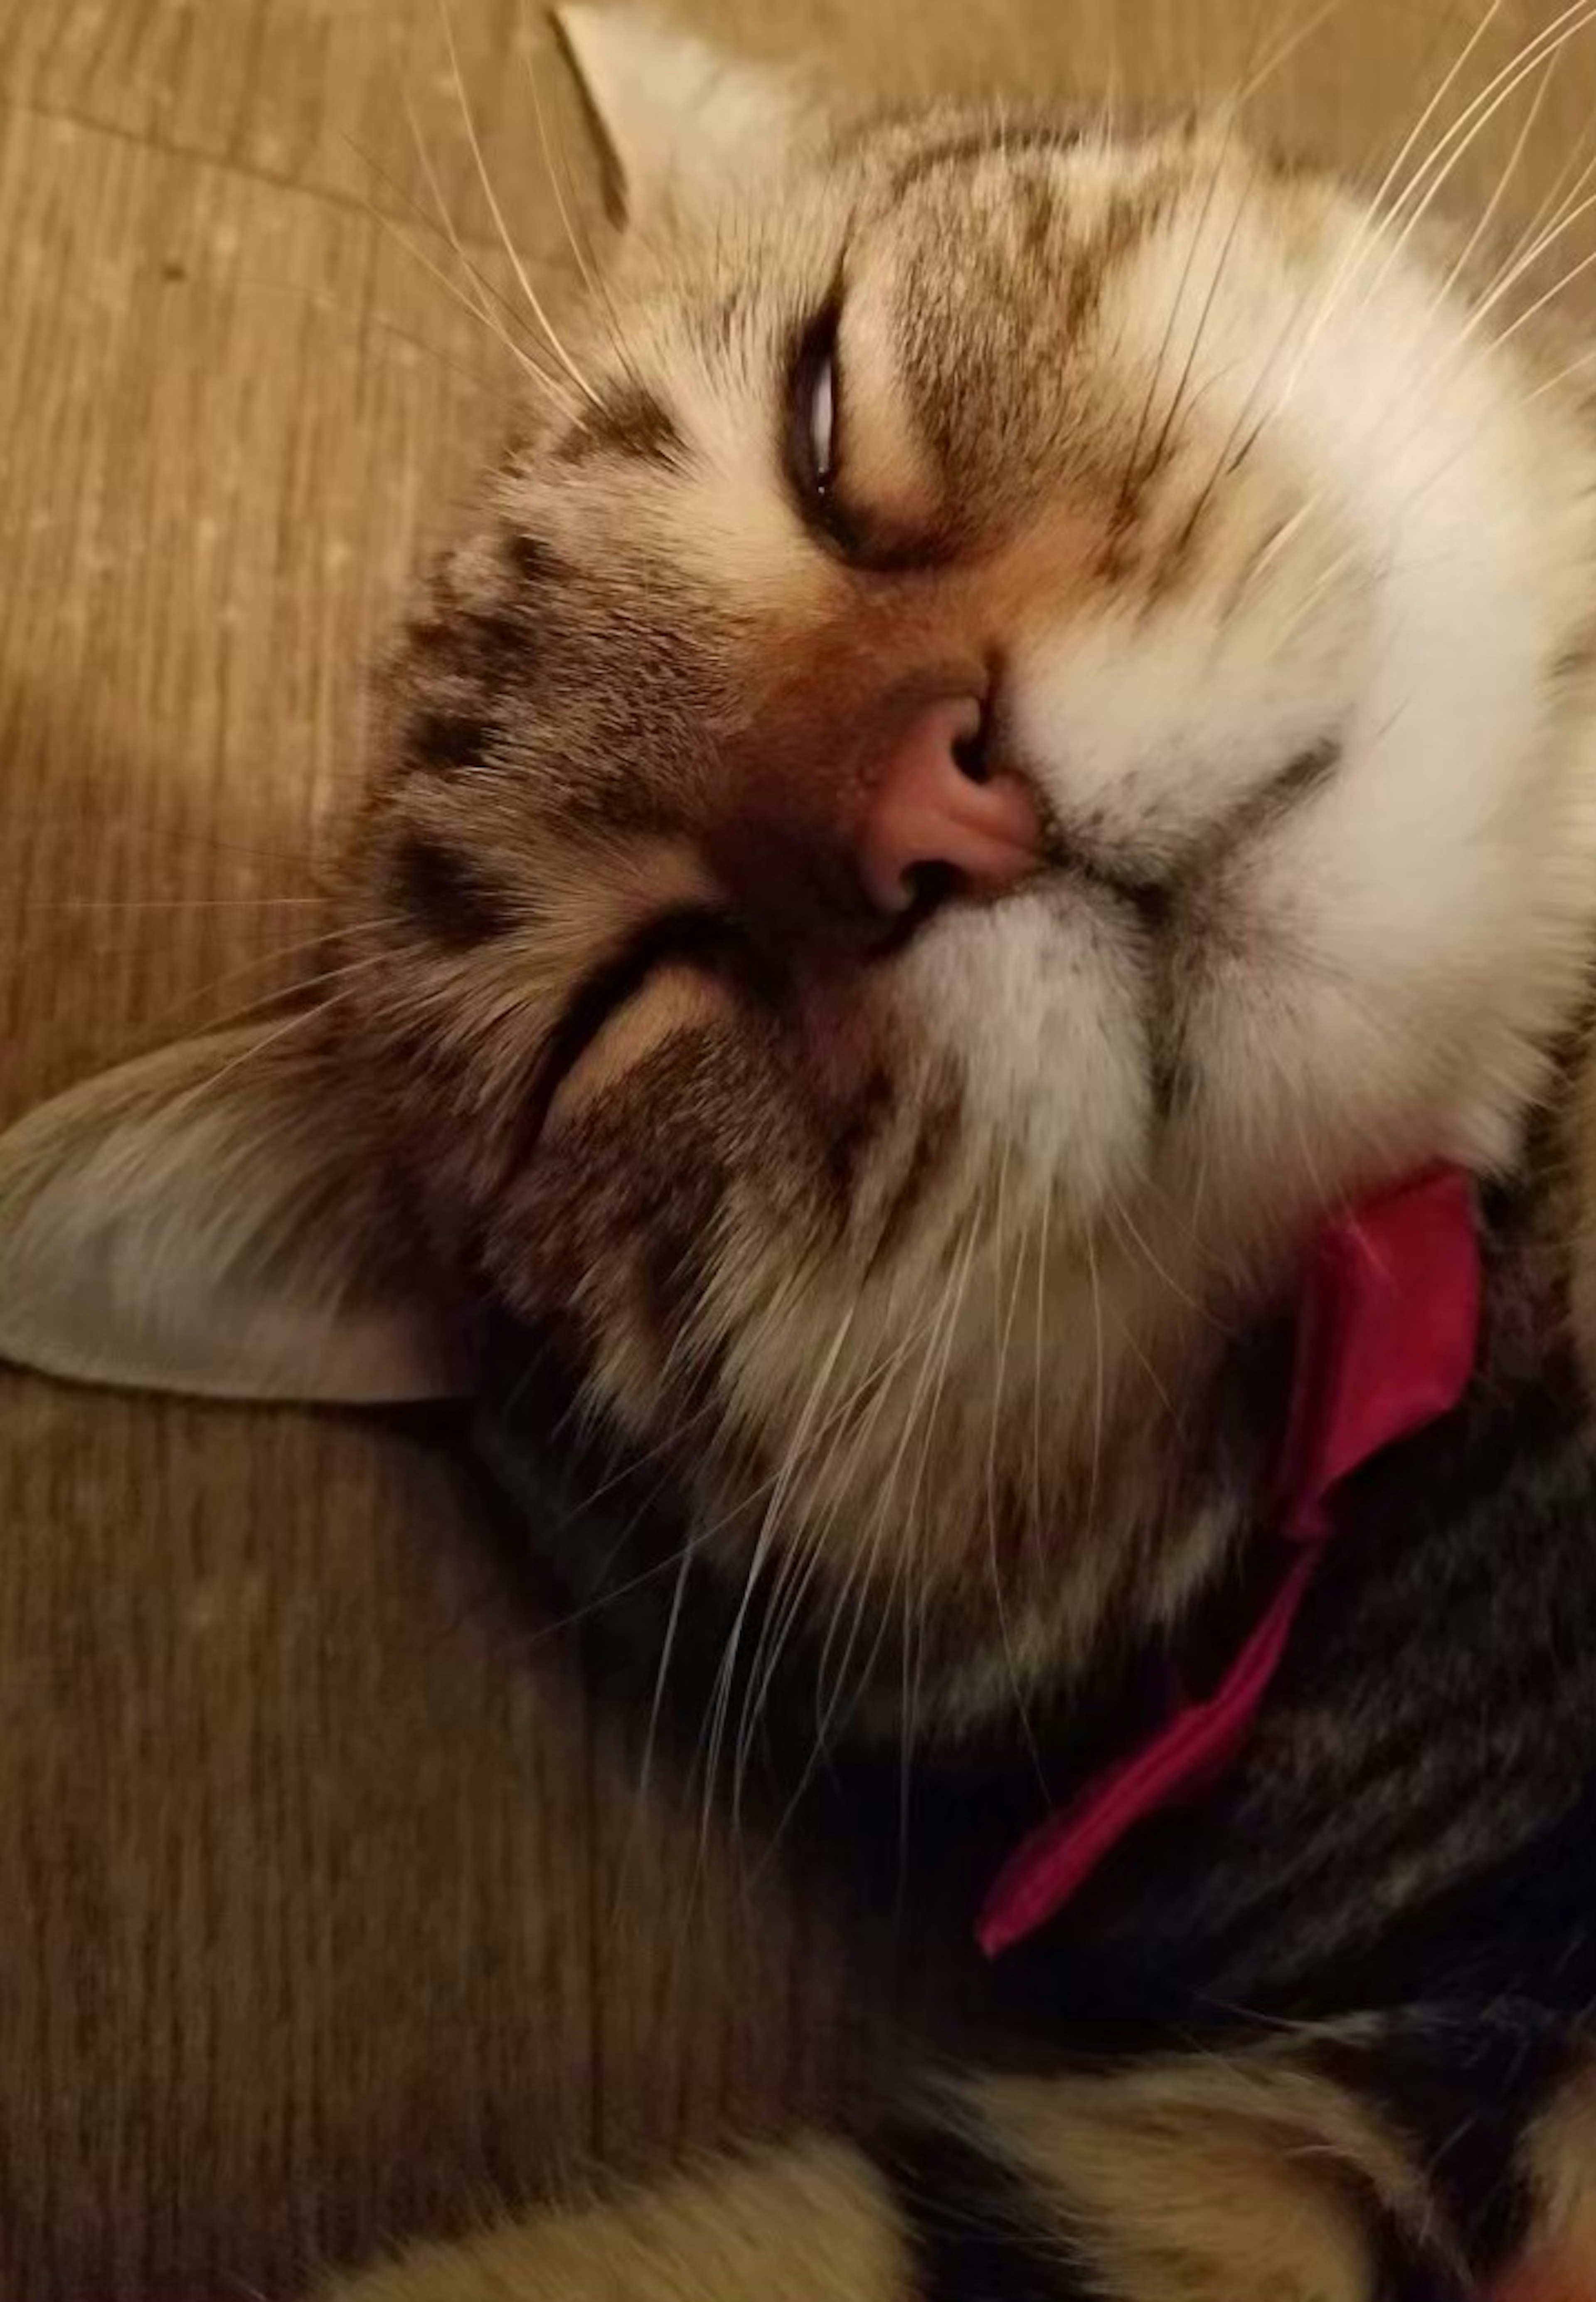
top-left (3, 7), bottom-right (1596, 2295)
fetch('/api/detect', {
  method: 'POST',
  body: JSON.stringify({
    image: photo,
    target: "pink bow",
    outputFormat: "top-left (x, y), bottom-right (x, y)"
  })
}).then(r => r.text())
top-left (977, 1165), bottom-right (1480, 1959)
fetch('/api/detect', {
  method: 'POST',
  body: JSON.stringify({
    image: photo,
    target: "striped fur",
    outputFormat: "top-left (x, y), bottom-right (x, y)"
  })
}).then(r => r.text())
top-left (308, 21), bottom-right (1596, 2297)
top-left (7, 14), bottom-right (1596, 2301)
top-left (322, 2023), bottom-right (1596, 2300)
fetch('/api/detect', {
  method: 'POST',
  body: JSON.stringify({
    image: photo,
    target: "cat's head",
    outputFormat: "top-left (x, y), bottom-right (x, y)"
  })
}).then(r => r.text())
top-left (6, 12), bottom-right (1596, 1734)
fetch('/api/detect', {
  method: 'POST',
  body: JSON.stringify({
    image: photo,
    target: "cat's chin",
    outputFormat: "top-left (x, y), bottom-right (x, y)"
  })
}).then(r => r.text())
top-left (887, 878), bottom-right (1156, 1237)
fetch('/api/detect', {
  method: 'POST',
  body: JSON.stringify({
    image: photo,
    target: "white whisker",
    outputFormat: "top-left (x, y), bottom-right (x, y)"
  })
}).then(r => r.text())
top-left (365, 187), bottom-right (576, 414)
top-left (1363, 0), bottom-right (1510, 230)
top-left (798, 1222), bottom-right (976, 1804)
top-left (242, 272), bottom-right (524, 413)
top-left (1430, 46), bottom-right (1560, 315)
top-left (1472, 190), bottom-right (1596, 344)
top-left (389, 97), bottom-right (557, 378)
top-left (437, 0), bottom-right (603, 409)
top-left (984, 1149), bottom-right (1052, 1791)
top-left (1232, 0), bottom-right (1349, 112)
top-left (1493, 98), bottom-right (1596, 289)
top-left (520, 0), bottom-right (604, 313)
top-left (724, 1300), bottom-right (858, 1831)
top-left (1363, 0), bottom-right (1596, 317)
top-left (1271, 0), bottom-right (1511, 396)
top-left (1515, 337), bottom-right (1596, 407)
top-left (1030, 1182), bottom-right (1052, 1550)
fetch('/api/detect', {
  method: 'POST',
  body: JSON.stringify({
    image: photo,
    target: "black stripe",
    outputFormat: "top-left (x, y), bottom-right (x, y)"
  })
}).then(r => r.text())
top-left (869, 2114), bottom-right (1098, 2302)
top-left (1316, 2011), bottom-right (1573, 2277)
top-left (389, 834), bottom-right (511, 949)
top-left (559, 386), bottom-right (684, 466)
top-left (503, 528), bottom-right (564, 586)
top-left (877, 2105), bottom-right (1486, 2302)
top-left (406, 604), bottom-right (524, 678)
top-left (460, 604), bottom-right (525, 665)
top-left (1362, 2196), bottom-right (1480, 2302)
top-left (823, 1066), bottom-right (894, 1207)
top-left (404, 707), bottom-right (491, 776)
top-left (889, 124), bottom-right (1081, 197)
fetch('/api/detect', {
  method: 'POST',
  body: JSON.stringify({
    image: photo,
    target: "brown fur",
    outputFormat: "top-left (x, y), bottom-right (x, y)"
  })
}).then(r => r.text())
top-left (7, 17), bottom-right (1596, 2301)
top-left (320, 2030), bottom-right (1596, 2302)
top-left (298, 63), bottom-right (1596, 1732)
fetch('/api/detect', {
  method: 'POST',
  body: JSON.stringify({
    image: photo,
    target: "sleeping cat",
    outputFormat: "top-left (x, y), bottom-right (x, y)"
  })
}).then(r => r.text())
top-left (3, 7), bottom-right (1596, 2295)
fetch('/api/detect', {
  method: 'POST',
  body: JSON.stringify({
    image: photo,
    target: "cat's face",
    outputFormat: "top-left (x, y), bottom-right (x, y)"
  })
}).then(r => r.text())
top-left (5, 12), bottom-right (1596, 1735)
top-left (328, 17), bottom-right (1596, 1721)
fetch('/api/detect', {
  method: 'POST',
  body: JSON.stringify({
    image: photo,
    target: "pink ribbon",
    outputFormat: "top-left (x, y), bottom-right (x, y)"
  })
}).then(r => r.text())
top-left (977, 1165), bottom-right (1480, 1959)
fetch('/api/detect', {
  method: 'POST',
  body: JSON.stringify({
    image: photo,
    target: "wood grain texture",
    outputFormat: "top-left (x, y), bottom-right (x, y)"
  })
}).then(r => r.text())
top-left (0, 2), bottom-right (1593, 2296)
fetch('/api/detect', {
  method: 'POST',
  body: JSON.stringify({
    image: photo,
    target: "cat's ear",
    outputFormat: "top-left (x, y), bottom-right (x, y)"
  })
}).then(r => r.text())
top-left (0, 1022), bottom-right (461, 1405)
top-left (554, 7), bottom-right (811, 228)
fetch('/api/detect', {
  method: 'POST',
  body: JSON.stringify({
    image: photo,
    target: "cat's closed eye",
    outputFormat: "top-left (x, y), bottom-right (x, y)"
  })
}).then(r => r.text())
top-left (794, 308), bottom-right (837, 497)
top-left (531, 907), bottom-right (756, 1141)
top-left (785, 294), bottom-right (967, 575)
top-left (788, 301), bottom-right (850, 549)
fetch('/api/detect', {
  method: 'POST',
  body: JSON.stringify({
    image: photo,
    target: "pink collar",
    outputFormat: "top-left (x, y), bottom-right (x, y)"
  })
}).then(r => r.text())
top-left (977, 1163), bottom-right (1481, 1959)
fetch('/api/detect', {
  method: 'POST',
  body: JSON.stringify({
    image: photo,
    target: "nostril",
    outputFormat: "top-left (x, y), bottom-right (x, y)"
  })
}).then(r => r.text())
top-left (856, 693), bottom-right (1042, 924)
top-left (870, 860), bottom-right (965, 957)
top-left (902, 859), bottom-right (964, 917)
top-left (951, 712), bottom-right (990, 784)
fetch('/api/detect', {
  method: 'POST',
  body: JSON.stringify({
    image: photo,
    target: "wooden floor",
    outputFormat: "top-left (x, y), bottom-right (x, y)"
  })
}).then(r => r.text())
top-left (0, 2), bottom-right (1592, 2295)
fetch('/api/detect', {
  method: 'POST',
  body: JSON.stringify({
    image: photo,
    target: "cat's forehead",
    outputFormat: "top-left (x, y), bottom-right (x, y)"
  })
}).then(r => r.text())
top-left (618, 110), bottom-right (1196, 373)
top-left (560, 113), bottom-right (1334, 549)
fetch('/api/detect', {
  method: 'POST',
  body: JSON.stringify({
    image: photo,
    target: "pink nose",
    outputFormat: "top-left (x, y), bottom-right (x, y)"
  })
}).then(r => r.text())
top-left (857, 697), bottom-right (1042, 916)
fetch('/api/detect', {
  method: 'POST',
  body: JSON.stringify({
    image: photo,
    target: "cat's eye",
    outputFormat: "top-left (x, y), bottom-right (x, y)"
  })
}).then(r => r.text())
top-left (806, 345), bottom-right (835, 490)
top-left (788, 303), bottom-right (844, 524)
top-left (785, 297), bottom-right (946, 573)
top-left (525, 909), bottom-right (759, 1151)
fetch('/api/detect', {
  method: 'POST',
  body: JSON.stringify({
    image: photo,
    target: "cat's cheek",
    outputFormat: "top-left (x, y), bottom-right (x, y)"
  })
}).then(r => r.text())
top-left (892, 891), bottom-right (1153, 1224)
top-left (1176, 859), bottom-right (1484, 1238)
top-left (487, 1009), bottom-right (823, 1417)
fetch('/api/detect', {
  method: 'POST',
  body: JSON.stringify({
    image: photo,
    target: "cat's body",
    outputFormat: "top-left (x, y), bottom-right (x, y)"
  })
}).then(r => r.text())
top-left (4, 9), bottom-right (1596, 2295)
top-left (334, 1370), bottom-right (1596, 2301)
top-left (436, 1131), bottom-right (1596, 2298)
top-left (479, 1161), bottom-right (1596, 2030)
